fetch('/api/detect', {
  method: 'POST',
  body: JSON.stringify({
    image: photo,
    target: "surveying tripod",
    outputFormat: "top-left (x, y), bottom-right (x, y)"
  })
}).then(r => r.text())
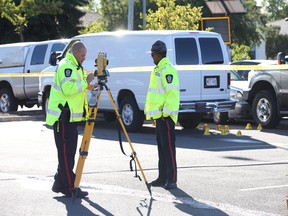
top-left (72, 53), bottom-right (152, 200)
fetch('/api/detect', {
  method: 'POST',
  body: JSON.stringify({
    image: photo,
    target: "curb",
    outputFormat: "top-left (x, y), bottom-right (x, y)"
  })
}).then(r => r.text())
top-left (0, 110), bottom-right (45, 122)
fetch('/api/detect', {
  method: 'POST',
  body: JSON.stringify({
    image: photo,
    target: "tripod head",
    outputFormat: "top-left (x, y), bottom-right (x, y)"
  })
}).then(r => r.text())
top-left (94, 52), bottom-right (109, 83)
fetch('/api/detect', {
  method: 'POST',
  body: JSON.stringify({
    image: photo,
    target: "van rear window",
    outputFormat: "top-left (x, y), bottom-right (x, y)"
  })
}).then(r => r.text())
top-left (199, 38), bottom-right (224, 64)
top-left (175, 38), bottom-right (199, 65)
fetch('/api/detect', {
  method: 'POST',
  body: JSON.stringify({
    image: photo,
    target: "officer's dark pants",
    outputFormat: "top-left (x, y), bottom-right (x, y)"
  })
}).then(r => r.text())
top-left (53, 121), bottom-right (78, 195)
top-left (155, 117), bottom-right (177, 183)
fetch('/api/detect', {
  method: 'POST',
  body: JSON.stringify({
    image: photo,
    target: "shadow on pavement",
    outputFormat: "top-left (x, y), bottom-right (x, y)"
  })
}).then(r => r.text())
top-left (167, 187), bottom-right (229, 216)
top-left (136, 197), bottom-right (154, 216)
top-left (54, 196), bottom-right (113, 216)
top-left (76, 119), bottom-right (277, 153)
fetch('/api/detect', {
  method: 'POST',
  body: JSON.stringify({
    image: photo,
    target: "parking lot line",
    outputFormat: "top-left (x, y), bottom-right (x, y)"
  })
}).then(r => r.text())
top-left (239, 184), bottom-right (288, 191)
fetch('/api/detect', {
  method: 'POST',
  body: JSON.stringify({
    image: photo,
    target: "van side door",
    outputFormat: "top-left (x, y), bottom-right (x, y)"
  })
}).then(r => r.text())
top-left (198, 36), bottom-right (230, 101)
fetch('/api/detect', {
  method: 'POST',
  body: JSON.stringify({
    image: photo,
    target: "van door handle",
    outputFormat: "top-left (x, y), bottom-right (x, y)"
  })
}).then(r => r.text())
top-left (220, 88), bottom-right (224, 91)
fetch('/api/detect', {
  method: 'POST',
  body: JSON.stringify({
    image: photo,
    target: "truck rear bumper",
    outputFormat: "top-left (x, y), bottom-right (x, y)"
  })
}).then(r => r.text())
top-left (179, 100), bottom-right (236, 113)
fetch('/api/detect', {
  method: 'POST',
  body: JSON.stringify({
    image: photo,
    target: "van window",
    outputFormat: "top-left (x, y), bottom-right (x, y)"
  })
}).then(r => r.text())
top-left (51, 43), bottom-right (66, 52)
top-left (175, 38), bottom-right (199, 65)
top-left (50, 43), bottom-right (67, 64)
top-left (199, 38), bottom-right (224, 64)
top-left (31, 44), bottom-right (48, 65)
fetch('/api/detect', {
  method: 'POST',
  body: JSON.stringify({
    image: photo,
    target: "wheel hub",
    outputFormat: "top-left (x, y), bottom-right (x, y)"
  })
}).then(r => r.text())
top-left (0, 94), bottom-right (9, 112)
top-left (122, 104), bottom-right (133, 125)
top-left (257, 98), bottom-right (271, 122)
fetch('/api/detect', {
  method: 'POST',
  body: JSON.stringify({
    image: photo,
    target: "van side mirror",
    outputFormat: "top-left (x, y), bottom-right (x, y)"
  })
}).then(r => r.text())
top-left (50, 51), bottom-right (63, 66)
top-left (50, 52), bottom-right (57, 66)
top-left (277, 52), bottom-right (286, 64)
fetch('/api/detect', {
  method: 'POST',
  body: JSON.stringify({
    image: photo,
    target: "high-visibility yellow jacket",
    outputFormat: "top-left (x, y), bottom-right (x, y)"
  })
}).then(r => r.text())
top-left (145, 57), bottom-right (180, 124)
top-left (46, 52), bottom-right (89, 126)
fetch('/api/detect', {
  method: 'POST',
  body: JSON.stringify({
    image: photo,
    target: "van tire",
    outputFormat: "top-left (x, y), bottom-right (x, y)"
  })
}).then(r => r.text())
top-left (213, 112), bottom-right (229, 124)
top-left (119, 96), bottom-right (144, 132)
top-left (252, 90), bottom-right (280, 128)
top-left (179, 113), bottom-right (202, 129)
top-left (0, 88), bottom-right (18, 112)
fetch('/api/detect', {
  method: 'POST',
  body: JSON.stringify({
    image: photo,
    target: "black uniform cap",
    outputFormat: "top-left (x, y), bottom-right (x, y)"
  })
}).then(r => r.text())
top-left (151, 40), bottom-right (167, 53)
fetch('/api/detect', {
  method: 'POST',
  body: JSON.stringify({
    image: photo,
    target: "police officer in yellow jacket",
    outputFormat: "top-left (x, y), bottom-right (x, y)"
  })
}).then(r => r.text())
top-left (145, 40), bottom-right (180, 190)
top-left (46, 41), bottom-right (94, 198)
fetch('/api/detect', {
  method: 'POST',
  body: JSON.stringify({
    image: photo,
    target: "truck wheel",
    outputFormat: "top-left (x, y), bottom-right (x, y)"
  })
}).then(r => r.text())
top-left (213, 112), bottom-right (229, 124)
top-left (103, 112), bottom-right (116, 122)
top-left (0, 88), bottom-right (18, 112)
top-left (119, 96), bottom-right (144, 133)
top-left (252, 90), bottom-right (280, 128)
top-left (178, 113), bottom-right (202, 129)
top-left (43, 91), bottom-right (50, 116)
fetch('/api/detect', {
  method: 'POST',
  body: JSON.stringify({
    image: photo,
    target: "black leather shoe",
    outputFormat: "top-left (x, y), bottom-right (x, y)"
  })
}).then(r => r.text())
top-left (151, 178), bottom-right (166, 187)
top-left (164, 181), bottom-right (177, 190)
top-left (66, 188), bottom-right (89, 198)
top-left (52, 181), bottom-right (65, 194)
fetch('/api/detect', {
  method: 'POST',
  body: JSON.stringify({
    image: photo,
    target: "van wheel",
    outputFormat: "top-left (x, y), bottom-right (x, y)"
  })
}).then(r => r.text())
top-left (178, 113), bottom-right (202, 129)
top-left (213, 112), bottom-right (229, 124)
top-left (0, 88), bottom-right (18, 112)
top-left (119, 96), bottom-right (144, 133)
top-left (252, 90), bottom-right (280, 128)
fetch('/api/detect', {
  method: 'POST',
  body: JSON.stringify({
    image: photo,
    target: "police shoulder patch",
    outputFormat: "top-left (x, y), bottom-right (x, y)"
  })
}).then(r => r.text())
top-left (166, 74), bottom-right (173, 83)
top-left (64, 68), bottom-right (72, 77)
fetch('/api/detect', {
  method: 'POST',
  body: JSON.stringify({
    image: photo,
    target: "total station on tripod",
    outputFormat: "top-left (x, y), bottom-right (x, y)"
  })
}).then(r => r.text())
top-left (94, 52), bottom-right (109, 78)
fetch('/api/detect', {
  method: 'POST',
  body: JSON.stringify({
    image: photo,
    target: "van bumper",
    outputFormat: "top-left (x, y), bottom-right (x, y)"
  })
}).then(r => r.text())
top-left (179, 100), bottom-right (236, 113)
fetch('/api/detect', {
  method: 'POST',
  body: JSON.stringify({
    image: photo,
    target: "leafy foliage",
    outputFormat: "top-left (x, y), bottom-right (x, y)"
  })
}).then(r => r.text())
top-left (264, 26), bottom-right (288, 59)
top-left (0, 0), bottom-right (63, 41)
top-left (144, 0), bottom-right (202, 30)
top-left (262, 0), bottom-right (288, 21)
top-left (231, 44), bottom-right (251, 61)
top-left (229, 0), bottom-right (263, 47)
top-left (0, 0), bottom-right (88, 43)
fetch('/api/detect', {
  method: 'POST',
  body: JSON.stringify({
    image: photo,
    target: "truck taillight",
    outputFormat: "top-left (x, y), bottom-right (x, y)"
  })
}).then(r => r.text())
top-left (227, 72), bottom-right (231, 88)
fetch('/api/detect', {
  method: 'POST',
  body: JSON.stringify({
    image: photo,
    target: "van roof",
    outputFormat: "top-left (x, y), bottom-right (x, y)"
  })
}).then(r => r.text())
top-left (0, 38), bottom-right (71, 48)
top-left (74, 30), bottom-right (220, 39)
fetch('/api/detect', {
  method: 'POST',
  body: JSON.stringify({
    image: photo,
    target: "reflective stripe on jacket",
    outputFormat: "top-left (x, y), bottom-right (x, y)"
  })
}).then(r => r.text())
top-left (46, 52), bottom-right (89, 126)
top-left (145, 57), bottom-right (180, 124)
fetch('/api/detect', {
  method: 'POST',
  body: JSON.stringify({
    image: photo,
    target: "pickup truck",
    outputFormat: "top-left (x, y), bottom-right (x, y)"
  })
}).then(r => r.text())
top-left (39, 30), bottom-right (236, 132)
top-left (243, 53), bottom-right (288, 128)
top-left (0, 39), bottom-right (70, 112)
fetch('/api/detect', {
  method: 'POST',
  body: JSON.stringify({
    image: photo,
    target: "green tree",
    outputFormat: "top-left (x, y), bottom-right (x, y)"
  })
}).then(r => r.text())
top-left (144, 0), bottom-right (202, 30)
top-left (231, 44), bottom-right (251, 61)
top-left (0, 0), bottom-right (63, 41)
top-left (26, 0), bottom-right (89, 41)
top-left (262, 0), bottom-right (288, 21)
top-left (229, 0), bottom-right (263, 47)
top-left (264, 26), bottom-right (288, 59)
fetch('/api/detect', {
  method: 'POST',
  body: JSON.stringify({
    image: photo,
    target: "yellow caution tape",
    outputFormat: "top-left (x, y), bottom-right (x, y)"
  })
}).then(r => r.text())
top-left (0, 64), bottom-right (288, 77)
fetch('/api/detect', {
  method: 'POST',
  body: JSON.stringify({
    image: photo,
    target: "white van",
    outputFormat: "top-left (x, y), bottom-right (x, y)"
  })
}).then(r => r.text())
top-left (39, 30), bottom-right (235, 132)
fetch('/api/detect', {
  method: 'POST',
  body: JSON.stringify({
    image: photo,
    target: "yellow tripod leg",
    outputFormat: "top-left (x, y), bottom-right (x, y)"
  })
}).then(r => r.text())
top-left (106, 88), bottom-right (152, 196)
top-left (72, 90), bottom-right (102, 200)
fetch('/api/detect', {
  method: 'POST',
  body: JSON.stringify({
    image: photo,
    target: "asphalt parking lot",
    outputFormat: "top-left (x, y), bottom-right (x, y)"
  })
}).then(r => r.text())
top-left (0, 108), bottom-right (288, 216)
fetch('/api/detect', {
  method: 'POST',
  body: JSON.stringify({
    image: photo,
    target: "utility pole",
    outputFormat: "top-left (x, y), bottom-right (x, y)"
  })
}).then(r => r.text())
top-left (142, 0), bottom-right (146, 29)
top-left (128, 0), bottom-right (134, 30)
